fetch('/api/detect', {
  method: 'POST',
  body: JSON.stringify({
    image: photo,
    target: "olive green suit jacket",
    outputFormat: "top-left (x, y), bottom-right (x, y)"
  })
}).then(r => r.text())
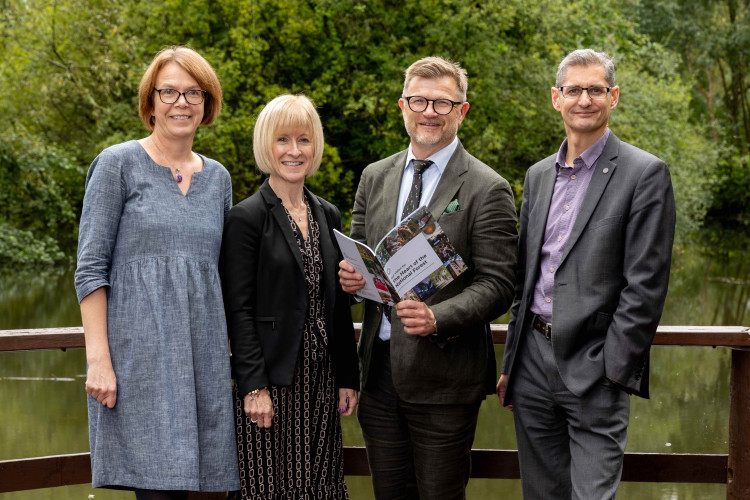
top-left (351, 142), bottom-right (518, 404)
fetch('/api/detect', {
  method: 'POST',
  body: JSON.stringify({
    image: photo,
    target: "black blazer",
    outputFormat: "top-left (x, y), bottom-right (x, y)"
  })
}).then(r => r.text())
top-left (220, 180), bottom-right (359, 397)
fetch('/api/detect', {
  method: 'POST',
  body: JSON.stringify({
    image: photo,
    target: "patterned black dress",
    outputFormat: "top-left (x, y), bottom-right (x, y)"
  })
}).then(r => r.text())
top-left (230, 198), bottom-right (348, 500)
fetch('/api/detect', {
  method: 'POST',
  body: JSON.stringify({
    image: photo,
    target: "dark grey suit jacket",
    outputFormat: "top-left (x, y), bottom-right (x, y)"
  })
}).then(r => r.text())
top-left (352, 142), bottom-right (518, 404)
top-left (502, 132), bottom-right (676, 399)
top-left (221, 180), bottom-right (360, 397)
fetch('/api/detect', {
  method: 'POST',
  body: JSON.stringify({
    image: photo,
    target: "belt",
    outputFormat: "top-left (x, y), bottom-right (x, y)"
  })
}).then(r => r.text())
top-left (532, 315), bottom-right (552, 341)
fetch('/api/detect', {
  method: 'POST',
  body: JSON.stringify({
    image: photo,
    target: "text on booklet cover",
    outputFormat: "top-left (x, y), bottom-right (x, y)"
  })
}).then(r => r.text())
top-left (334, 206), bottom-right (468, 305)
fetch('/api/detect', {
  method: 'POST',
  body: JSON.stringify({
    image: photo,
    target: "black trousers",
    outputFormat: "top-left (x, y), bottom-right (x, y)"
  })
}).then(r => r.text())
top-left (357, 338), bottom-right (481, 500)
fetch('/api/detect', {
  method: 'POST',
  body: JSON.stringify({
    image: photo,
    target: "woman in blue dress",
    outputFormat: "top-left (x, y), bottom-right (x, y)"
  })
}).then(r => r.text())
top-left (75, 46), bottom-right (239, 499)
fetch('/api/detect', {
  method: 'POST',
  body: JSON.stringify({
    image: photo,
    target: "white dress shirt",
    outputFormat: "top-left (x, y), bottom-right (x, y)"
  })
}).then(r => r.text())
top-left (379, 136), bottom-right (459, 340)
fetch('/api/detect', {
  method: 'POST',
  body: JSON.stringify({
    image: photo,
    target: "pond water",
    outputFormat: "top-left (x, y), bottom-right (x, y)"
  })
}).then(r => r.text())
top-left (1, 230), bottom-right (748, 499)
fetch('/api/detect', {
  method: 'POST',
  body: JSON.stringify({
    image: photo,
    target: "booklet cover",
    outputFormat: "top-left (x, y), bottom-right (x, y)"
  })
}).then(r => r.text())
top-left (334, 206), bottom-right (468, 305)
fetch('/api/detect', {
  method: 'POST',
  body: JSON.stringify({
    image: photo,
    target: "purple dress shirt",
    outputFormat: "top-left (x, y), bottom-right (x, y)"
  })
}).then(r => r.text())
top-left (530, 128), bottom-right (611, 322)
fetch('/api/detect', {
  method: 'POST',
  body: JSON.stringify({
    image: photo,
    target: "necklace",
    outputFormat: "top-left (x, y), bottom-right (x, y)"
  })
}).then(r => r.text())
top-left (151, 137), bottom-right (183, 183)
top-left (283, 199), bottom-right (307, 222)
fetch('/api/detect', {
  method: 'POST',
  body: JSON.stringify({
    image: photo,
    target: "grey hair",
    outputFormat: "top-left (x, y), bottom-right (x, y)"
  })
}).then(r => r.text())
top-left (556, 49), bottom-right (615, 87)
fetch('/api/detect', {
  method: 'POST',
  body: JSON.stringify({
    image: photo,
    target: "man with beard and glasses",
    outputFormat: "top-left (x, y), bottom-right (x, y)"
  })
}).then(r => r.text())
top-left (338, 56), bottom-right (518, 500)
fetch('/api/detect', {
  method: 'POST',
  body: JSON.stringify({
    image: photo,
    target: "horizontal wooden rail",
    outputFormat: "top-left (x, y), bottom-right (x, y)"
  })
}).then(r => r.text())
top-left (0, 449), bottom-right (729, 493)
top-left (0, 327), bottom-right (87, 352)
top-left (2, 324), bottom-right (749, 352)
top-left (0, 453), bottom-right (91, 493)
top-left (348, 447), bottom-right (728, 483)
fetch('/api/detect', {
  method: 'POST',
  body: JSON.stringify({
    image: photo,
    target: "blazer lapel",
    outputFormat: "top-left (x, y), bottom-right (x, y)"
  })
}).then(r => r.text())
top-left (306, 188), bottom-right (337, 317)
top-left (430, 142), bottom-right (467, 221)
top-left (525, 159), bottom-right (557, 286)
top-left (260, 180), bottom-right (305, 276)
top-left (559, 134), bottom-right (619, 265)
top-left (372, 151), bottom-right (408, 246)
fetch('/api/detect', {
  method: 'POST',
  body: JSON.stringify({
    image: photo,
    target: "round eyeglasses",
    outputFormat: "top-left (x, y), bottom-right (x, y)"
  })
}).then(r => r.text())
top-left (558, 86), bottom-right (611, 100)
top-left (154, 88), bottom-right (208, 105)
top-left (404, 96), bottom-right (463, 115)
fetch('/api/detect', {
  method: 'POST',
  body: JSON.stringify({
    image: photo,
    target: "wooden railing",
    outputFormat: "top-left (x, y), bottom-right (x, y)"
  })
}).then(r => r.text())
top-left (2, 324), bottom-right (749, 498)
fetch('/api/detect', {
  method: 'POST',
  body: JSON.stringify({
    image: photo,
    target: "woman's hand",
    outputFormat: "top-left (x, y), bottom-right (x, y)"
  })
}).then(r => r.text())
top-left (81, 288), bottom-right (117, 408)
top-left (244, 388), bottom-right (274, 428)
top-left (85, 361), bottom-right (117, 408)
top-left (338, 388), bottom-right (358, 417)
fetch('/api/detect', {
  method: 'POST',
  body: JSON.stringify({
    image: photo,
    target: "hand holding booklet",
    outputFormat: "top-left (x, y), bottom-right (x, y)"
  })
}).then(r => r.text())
top-left (334, 206), bottom-right (468, 305)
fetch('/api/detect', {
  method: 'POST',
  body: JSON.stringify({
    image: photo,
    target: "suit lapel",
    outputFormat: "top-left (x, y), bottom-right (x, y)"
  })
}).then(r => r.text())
top-left (372, 151), bottom-right (408, 246)
top-left (526, 159), bottom-right (557, 284)
top-left (430, 143), bottom-right (467, 221)
top-left (306, 188), bottom-right (337, 317)
top-left (260, 180), bottom-right (305, 276)
top-left (559, 134), bottom-right (620, 265)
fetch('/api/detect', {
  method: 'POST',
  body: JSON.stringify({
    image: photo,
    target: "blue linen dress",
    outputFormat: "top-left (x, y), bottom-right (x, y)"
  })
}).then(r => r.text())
top-left (74, 140), bottom-right (240, 491)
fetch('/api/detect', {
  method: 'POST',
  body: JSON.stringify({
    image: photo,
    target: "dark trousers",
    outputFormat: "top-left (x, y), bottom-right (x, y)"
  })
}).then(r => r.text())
top-left (357, 338), bottom-right (480, 500)
top-left (512, 323), bottom-right (630, 500)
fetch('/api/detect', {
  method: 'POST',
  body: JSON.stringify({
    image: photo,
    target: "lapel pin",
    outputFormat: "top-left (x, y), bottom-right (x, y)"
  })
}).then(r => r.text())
top-left (602, 167), bottom-right (609, 174)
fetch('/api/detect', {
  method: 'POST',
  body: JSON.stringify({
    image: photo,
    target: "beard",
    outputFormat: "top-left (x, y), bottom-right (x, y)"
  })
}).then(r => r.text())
top-left (404, 115), bottom-right (460, 149)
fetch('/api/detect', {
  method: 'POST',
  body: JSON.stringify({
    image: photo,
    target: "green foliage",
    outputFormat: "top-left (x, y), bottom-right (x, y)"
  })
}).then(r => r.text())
top-left (0, 133), bottom-right (81, 266)
top-left (0, 224), bottom-right (66, 266)
top-left (306, 145), bottom-right (356, 232)
top-left (633, 0), bottom-right (750, 220)
top-left (0, 0), bottom-right (743, 267)
top-left (614, 62), bottom-right (716, 236)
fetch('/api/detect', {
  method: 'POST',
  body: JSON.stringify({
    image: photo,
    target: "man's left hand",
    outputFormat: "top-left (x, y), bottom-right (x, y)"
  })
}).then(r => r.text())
top-left (395, 300), bottom-right (436, 336)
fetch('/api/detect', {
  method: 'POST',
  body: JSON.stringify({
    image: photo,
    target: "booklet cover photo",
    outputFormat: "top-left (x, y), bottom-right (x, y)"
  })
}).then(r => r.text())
top-left (334, 206), bottom-right (468, 305)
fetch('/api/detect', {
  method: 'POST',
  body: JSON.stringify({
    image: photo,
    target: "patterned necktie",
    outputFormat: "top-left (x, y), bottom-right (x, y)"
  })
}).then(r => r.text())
top-left (385, 159), bottom-right (434, 323)
top-left (401, 159), bottom-right (434, 221)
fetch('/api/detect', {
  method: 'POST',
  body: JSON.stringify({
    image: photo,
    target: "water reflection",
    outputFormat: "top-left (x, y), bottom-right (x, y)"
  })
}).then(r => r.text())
top-left (0, 267), bottom-right (81, 329)
top-left (0, 230), bottom-right (747, 499)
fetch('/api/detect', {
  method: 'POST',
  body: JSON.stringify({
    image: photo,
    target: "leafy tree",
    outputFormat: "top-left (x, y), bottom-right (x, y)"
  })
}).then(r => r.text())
top-left (634, 0), bottom-right (750, 221)
top-left (0, 0), bottom-right (736, 267)
top-left (0, 134), bottom-right (81, 265)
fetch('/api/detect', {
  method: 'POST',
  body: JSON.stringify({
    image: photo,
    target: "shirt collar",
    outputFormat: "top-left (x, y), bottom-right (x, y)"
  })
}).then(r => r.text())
top-left (405, 136), bottom-right (459, 175)
top-left (555, 128), bottom-right (611, 171)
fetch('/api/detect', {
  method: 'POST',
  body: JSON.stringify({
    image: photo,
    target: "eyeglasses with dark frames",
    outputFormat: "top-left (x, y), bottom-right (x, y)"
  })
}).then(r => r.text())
top-left (154, 88), bottom-right (208, 105)
top-left (403, 96), bottom-right (463, 115)
top-left (557, 86), bottom-right (611, 100)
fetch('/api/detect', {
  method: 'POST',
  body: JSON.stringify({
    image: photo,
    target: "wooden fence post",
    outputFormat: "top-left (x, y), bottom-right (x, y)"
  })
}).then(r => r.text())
top-left (727, 349), bottom-right (750, 499)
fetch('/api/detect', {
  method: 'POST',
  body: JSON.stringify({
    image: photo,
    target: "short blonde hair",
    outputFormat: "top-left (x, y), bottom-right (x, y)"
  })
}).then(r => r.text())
top-left (403, 57), bottom-right (468, 102)
top-left (253, 94), bottom-right (324, 176)
top-left (138, 46), bottom-right (223, 131)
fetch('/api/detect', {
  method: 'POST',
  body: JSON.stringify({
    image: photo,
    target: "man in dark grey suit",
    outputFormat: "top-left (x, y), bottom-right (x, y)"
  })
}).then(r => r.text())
top-left (497, 49), bottom-right (676, 498)
top-left (339, 57), bottom-right (517, 499)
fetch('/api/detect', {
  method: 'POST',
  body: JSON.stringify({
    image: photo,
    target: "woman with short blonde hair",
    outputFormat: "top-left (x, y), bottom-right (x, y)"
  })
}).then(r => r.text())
top-left (252, 94), bottom-right (324, 175)
top-left (221, 94), bottom-right (359, 499)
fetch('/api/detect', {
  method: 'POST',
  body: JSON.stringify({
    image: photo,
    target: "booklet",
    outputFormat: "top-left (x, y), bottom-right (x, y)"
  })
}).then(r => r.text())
top-left (334, 206), bottom-right (468, 305)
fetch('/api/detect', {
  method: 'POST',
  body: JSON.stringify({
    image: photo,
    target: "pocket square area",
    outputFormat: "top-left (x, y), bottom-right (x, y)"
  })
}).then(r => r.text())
top-left (443, 199), bottom-right (460, 214)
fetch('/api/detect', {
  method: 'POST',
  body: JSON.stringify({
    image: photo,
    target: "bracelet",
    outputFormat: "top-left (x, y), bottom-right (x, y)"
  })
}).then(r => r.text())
top-left (247, 387), bottom-right (266, 401)
top-left (432, 318), bottom-right (438, 334)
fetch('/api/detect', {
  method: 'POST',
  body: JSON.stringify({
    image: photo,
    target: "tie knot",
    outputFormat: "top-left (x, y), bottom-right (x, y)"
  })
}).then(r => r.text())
top-left (412, 159), bottom-right (433, 175)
